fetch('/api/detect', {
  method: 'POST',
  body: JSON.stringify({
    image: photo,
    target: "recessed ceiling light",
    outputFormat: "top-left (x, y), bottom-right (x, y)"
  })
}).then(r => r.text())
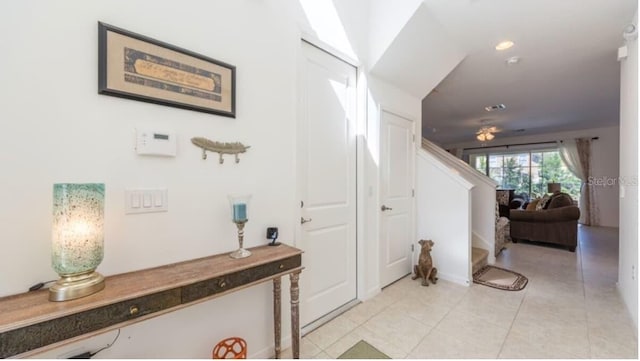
top-left (495, 40), bottom-right (514, 51)
top-left (505, 56), bottom-right (521, 65)
top-left (485, 104), bottom-right (506, 112)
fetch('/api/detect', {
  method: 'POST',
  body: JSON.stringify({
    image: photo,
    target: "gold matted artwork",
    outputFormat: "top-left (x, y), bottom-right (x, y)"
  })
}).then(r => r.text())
top-left (98, 22), bottom-right (236, 117)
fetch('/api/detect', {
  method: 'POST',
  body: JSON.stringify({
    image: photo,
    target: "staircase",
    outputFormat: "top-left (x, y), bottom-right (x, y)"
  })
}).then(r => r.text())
top-left (418, 138), bottom-right (497, 285)
top-left (421, 139), bottom-right (498, 264)
top-left (472, 247), bottom-right (489, 274)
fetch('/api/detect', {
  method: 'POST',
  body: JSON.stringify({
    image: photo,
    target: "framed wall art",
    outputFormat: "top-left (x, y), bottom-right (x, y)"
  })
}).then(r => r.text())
top-left (98, 22), bottom-right (236, 118)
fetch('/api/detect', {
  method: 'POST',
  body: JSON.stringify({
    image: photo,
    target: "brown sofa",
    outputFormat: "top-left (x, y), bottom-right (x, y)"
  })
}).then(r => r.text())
top-left (509, 193), bottom-right (580, 252)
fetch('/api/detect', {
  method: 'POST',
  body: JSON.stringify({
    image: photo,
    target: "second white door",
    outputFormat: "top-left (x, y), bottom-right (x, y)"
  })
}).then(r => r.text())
top-left (380, 109), bottom-right (415, 287)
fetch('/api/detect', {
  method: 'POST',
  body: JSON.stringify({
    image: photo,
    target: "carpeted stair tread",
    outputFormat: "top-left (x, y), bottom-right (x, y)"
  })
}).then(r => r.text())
top-left (471, 247), bottom-right (489, 274)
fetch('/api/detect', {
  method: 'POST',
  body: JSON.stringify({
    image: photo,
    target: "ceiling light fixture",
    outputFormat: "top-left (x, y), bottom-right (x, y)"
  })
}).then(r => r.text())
top-left (495, 40), bottom-right (514, 51)
top-left (505, 56), bottom-right (521, 65)
top-left (476, 127), bottom-right (496, 142)
top-left (476, 122), bottom-right (499, 142)
top-left (484, 104), bottom-right (506, 112)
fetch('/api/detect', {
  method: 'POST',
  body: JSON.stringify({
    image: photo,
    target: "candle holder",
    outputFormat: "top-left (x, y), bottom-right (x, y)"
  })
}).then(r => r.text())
top-left (228, 195), bottom-right (252, 259)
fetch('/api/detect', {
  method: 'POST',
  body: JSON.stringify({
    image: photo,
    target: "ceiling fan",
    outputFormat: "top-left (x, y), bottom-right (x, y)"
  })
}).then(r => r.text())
top-left (476, 124), bottom-right (501, 142)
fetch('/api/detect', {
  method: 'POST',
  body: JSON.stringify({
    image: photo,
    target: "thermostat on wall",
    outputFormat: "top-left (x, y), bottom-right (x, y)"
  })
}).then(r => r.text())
top-left (135, 128), bottom-right (177, 157)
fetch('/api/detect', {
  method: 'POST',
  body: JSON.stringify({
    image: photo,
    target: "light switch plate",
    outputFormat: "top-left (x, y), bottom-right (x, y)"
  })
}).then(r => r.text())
top-left (125, 188), bottom-right (168, 214)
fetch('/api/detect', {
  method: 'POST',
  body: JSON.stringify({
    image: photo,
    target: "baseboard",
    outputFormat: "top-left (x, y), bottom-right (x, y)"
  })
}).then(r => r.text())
top-left (438, 272), bottom-right (470, 286)
top-left (250, 335), bottom-right (292, 359)
top-left (301, 299), bottom-right (360, 336)
top-left (363, 286), bottom-right (381, 301)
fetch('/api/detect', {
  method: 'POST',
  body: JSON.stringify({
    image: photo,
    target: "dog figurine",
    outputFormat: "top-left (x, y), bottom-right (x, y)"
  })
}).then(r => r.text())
top-left (412, 239), bottom-right (438, 286)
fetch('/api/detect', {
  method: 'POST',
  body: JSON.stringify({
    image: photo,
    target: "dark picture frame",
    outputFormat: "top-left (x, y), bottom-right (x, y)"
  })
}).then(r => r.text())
top-left (98, 22), bottom-right (236, 118)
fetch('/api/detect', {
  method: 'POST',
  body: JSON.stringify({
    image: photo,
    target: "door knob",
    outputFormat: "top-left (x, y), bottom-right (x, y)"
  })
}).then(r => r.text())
top-left (301, 217), bottom-right (312, 224)
top-left (381, 205), bottom-right (393, 211)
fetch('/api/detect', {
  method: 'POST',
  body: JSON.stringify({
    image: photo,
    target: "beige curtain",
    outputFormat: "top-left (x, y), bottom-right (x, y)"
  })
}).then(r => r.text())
top-left (559, 138), bottom-right (598, 225)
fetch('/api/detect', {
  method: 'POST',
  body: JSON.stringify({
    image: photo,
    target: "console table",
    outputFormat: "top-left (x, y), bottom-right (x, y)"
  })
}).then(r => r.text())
top-left (0, 244), bottom-right (303, 358)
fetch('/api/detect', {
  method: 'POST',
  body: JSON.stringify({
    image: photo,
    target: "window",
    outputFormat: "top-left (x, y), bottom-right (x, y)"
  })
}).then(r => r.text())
top-left (471, 154), bottom-right (487, 175)
top-left (470, 150), bottom-right (581, 200)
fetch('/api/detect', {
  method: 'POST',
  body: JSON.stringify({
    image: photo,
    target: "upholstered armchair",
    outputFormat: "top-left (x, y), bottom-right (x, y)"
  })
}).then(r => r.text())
top-left (495, 192), bottom-right (511, 256)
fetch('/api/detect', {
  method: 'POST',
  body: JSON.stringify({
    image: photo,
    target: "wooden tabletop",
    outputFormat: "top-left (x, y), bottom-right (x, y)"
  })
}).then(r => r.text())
top-left (0, 244), bottom-right (303, 333)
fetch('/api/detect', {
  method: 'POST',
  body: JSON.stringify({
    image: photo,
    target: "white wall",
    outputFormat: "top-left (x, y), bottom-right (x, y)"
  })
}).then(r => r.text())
top-left (0, 1), bottom-right (301, 358)
top-left (421, 140), bottom-right (498, 262)
top-left (416, 151), bottom-right (473, 286)
top-left (370, 2), bottom-right (466, 98)
top-left (0, 0), bottom-right (428, 357)
top-left (368, 0), bottom-right (422, 68)
top-left (448, 126), bottom-right (621, 228)
top-left (618, 10), bottom-right (638, 329)
top-left (471, 183), bottom-right (498, 262)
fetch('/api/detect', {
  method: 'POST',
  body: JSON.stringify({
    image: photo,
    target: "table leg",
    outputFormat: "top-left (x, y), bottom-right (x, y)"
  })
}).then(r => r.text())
top-left (289, 271), bottom-right (300, 359)
top-left (273, 277), bottom-right (282, 359)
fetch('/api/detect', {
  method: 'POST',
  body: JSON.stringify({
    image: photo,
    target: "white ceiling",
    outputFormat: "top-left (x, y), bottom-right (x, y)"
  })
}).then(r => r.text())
top-left (418, 0), bottom-right (637, 146)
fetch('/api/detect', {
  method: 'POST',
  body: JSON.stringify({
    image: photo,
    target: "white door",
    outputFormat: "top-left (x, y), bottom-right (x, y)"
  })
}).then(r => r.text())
top-left (380, 109), bottom-right (415, 287)
top-left (297, 41), bottom-right (357, 326)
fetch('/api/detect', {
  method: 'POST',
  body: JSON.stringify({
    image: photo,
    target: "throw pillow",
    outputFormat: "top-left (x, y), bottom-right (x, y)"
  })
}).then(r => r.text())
top-left (526, 199), bottom-right (540, 211)
top-left (536, 194), bottom-right (551, 210)
top-left (547, 193), bottom-right (573, 209)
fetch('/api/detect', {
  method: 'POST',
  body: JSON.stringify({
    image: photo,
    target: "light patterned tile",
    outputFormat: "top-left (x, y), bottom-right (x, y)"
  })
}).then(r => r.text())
top-left (432, 309), bottom-right (510, 351)
top-left (466, 282), bottom-right (527, 304)
top-left (300, 337), bottom-right (322, 358)
top-left (408, 328), bottom-right (500, 359)
top-left (341, 296), bottom-right (392, 325)
top-left (515, 298), bottom-right (588, 329)
top-left (299, 226), bottom-right (632, 361)
top-left (304, 314), bottom-right (358, 349)
top-left (312, 351), bottom-right (331, 359)
top-left (590, 334), bottom-right (638, 359)
top-left (450, 303), bottom-right (517, 330)
top-left (280, 347), bottom-right (292, 359)
top-left (386, 294), bottom-right (453, 327)
top-left (508, 316), bottom-right (590, 358)
top-left (587, 315), bottom-right (638, 352)
top-left (361, 307), bottom-right (432, 354)
top-left (280, 338), bottom-right (321, 359)
top-left (499, 331), bottom-right (584, 359)
top-left (322, 327), bottom-right (367, 358)
top-left (323, 326), bottom-right (407, 359)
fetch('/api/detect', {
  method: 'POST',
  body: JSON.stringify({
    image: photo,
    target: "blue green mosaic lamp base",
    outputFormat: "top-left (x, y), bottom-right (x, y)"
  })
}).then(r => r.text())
top-left (50, 183), bottom-right (105, 302)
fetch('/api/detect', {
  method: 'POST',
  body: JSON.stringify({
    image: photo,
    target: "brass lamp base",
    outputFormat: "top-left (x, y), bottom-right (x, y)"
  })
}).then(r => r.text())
top-left (49, 271), bottom-right (105, 302)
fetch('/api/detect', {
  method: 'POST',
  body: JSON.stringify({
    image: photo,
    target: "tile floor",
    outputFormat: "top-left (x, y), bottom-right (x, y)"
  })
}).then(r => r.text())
top-left (284, 226), bottom-right (638, 359)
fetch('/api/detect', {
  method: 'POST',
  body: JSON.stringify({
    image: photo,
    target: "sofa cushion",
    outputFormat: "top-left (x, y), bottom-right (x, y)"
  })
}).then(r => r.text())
top-left (536, 194), bottom-right (551, 210)
top-left (510, 198), bottom-right (525, 209)
top-left (510, 206), bottom-right (580, 222)
top-left (526, 199), bottom-right (540, 211)
top-left (547, 193), bottom-right (573, 209)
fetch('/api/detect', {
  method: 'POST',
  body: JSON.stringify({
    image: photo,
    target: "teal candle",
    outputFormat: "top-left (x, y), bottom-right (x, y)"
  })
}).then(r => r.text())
top-left (233, 203), bottom-right (247, 222)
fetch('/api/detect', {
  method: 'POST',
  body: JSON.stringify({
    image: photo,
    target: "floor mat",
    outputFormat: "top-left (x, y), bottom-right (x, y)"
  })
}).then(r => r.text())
top-left (337, 340), bottom-right (390, 359)
top-left (473, 265), bottom-right (528, 291)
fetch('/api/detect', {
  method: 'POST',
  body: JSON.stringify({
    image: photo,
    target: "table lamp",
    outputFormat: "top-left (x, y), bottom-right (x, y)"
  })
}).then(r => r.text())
top-left (49, 183), bottom-right (105, 301)
top-left (547, 183), bottom-right (561, 194)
